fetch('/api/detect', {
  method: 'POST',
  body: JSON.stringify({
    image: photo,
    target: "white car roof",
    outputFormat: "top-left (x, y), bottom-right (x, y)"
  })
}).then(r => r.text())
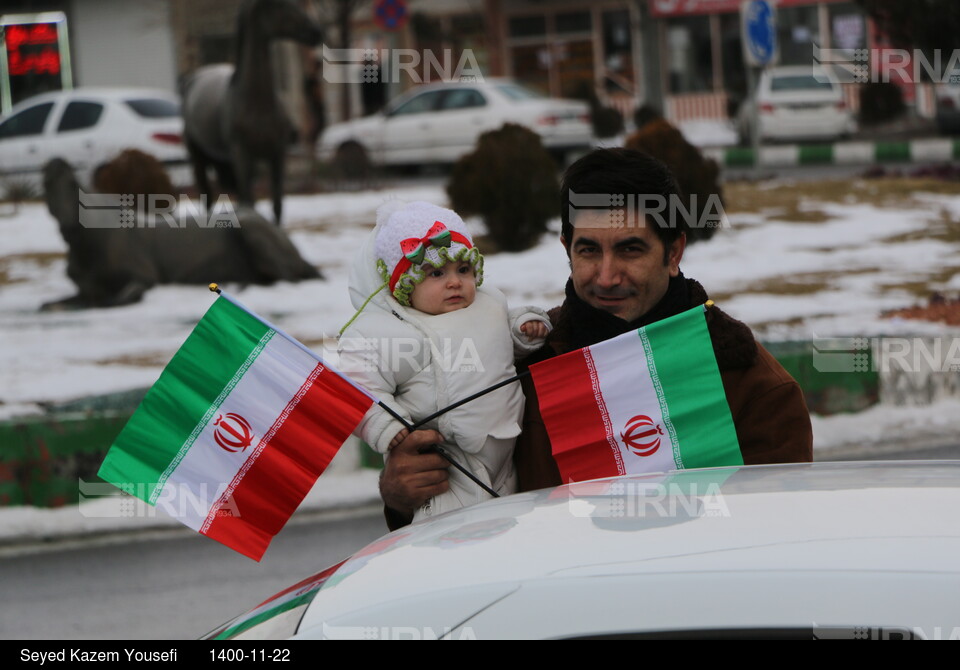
top-left (4, 87), bottom-right (179, 114)
top-left (298, 461), bottom-right (960, 638)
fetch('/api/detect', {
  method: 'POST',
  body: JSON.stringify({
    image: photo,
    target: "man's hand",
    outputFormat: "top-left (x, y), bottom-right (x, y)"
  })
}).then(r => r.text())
top-left (379, 429), bottom-right (449, 522)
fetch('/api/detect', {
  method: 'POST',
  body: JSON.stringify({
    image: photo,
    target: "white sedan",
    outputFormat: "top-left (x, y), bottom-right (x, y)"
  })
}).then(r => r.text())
top-left (0, 87), bottom-right (188, 191)
top-left (737, 66), bottom-right (857, 143)
top-left (207, 461), bottom-right (960, 640)
top-left (317, 79), bottom-right (593, 168)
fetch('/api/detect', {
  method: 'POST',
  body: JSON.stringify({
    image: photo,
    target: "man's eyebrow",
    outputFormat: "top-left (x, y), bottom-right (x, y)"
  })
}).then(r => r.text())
top-left (614, 236), bottom-right (649, 249)
top-left (572, 236), bottom-right (599, 248)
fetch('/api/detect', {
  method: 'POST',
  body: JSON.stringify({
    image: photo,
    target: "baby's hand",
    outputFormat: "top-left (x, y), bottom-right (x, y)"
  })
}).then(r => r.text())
top-left (520, 320), bottom-right (549, 340)
top-left (388, 428), bottom-right (409, 451)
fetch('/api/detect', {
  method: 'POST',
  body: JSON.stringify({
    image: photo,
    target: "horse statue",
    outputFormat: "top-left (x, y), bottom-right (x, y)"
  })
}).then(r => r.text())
top-left (181, 0), bottom-right (322, 225)
top-left (42, 157), bottom-right (320, 311)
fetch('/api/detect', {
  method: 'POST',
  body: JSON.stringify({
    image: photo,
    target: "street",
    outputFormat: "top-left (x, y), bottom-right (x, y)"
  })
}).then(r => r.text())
top-left (0, 507), bottom-right (386, 640)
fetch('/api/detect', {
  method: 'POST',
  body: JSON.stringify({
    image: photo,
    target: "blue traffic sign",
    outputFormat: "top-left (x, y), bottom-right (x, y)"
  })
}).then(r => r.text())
top-left (742, 0), bottom-right (777, 67)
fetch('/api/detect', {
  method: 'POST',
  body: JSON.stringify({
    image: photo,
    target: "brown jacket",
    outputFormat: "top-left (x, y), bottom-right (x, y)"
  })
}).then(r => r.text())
top-left (514, 281), bottom-right (813, 491)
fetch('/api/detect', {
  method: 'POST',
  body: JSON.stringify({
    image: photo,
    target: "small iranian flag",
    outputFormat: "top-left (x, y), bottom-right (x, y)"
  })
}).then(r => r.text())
top-left (98, 291), bottom-right (374, 561)
top-left (529, 305), bottom-right (741, 483)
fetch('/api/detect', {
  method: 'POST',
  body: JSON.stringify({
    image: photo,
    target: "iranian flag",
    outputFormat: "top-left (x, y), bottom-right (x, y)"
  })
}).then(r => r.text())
top-left (98, 291), bottom-right (374, 561)
top-left (529, 305), bottom-right (741, 483)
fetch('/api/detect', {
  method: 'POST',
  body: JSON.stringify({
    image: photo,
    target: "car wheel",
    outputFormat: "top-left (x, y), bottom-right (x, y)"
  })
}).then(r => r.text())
top-left (333, 141), bottom-right (373, 181)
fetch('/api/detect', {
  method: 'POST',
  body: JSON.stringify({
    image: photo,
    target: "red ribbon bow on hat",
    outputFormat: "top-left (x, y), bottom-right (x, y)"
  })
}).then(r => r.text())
top-left (399, 221), bottom-right (456, 266)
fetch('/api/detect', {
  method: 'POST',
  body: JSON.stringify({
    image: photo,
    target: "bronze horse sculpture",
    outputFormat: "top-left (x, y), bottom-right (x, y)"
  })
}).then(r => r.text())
top-left (181, 0), bottom-right (322, 225)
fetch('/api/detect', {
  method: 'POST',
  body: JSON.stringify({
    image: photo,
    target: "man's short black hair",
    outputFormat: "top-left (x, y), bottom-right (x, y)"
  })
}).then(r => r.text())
top-left (560, 148), bottom-right (687, 255)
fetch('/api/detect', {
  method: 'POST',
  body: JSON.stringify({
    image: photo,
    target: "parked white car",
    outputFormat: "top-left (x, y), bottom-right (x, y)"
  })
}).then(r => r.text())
top-left (737, 66), bottom-right (856, 143)
top-left (0, 87), bottom-right (188, 192)
top-left (207, 461), bottom-right (960, 640)
top-left (317, 78), bottom-right (594, 168)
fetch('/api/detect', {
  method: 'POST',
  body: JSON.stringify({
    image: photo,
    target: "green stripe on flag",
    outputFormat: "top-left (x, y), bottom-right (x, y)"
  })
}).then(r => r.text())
top-left (953, 140), bottom-right (960, 161)
top-left (640, 307), bottom-right (742, 470)
top-left (98, 297), bottom-right (272, 502)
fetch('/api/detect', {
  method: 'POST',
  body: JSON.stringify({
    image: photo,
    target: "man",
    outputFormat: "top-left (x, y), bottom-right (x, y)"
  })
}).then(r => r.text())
top-left (380, 148), bottom-right (812, 526)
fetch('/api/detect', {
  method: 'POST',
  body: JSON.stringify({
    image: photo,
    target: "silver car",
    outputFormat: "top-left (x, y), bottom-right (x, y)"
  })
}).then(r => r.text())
top-left (317, 78), bottom-right (593, 169)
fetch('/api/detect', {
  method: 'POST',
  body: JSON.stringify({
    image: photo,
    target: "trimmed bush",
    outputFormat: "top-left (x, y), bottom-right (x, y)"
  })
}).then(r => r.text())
top-left (625, 118), bottom-right (723, 243)
top-left (446, 123), bottom-right (559, 252)
top-left (591, 105), bottom-right (625, 138)
top-left (858, 81), bottom-right (905, 126)
top-left (93, 149), bottom-right (177, 198)
top-left (633, 104), bottom-right (663, 131)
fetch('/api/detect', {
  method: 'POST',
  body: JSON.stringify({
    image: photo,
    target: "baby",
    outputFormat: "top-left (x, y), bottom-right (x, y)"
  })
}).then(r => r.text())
top-left (339, 200), bottom-right (550, 520)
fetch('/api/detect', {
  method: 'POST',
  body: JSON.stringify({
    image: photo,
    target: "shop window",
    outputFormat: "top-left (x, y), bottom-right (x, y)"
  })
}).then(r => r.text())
top-left (830, 3), bottom-right (867, 51)
top-left (509, 16), bottom-right (546, 38)
top-left (556, 12), bottom-right (591, 34)
top-left (666, 16), bottom-right (713, 93)
top-left (777, 6), bottom-right (820, 65)
top-left (510, 44), bottom-right (550, 94)
top-left (720, 12), bottom-right (747, 102)
top-left (602, 9), bottom-right (634, 94)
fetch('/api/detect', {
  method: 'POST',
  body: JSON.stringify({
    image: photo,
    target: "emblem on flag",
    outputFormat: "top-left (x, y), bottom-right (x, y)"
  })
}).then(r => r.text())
top-left (620, 415), bottom-right (663, 457)
top-left (213, 412), bottom-right (255, 453)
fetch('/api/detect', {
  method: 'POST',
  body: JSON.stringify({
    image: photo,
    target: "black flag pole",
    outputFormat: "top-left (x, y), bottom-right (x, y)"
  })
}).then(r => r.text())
top-left (371, 371), bottom-right (534, 500)
top-left (408, 370), bottom-right (531, 431)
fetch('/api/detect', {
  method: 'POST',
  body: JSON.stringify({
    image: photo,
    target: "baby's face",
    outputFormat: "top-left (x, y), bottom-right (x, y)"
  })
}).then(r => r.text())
top-left (409, 260), bottom-right (476, 315)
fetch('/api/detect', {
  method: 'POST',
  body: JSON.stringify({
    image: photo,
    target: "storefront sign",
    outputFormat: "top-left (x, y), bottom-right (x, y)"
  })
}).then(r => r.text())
top-left (1, 12), bottom-right (72, 113)
top-left (651, 0), bottom-right (843, 18)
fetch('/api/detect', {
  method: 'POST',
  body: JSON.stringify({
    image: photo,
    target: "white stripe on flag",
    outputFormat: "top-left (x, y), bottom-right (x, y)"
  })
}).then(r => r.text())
top-left (159, 334), bottom-right (322, 531)
top-left (587, 332), bottom-right (677, 474)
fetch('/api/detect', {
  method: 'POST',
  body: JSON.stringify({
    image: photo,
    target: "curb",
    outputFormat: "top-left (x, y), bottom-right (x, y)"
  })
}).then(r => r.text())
top-left (704, 138), bottom-right (960, 167)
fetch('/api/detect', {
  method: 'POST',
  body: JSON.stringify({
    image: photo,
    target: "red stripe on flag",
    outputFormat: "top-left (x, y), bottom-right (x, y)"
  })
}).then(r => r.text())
top-left (529, 348), bottom-right (623, 483)
top-left (202, 365), bottom-right (373, 561)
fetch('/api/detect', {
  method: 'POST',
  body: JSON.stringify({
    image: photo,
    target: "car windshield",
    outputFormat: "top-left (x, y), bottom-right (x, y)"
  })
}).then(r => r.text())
top-left (124, 98), bottom-right (181, 118)
top-left (495, 82), bottom-right (547, 101)
top-left (770, 75), bottom-right (835, 92)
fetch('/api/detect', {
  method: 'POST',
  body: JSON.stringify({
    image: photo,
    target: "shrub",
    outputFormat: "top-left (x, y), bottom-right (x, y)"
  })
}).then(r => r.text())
top-left (93, 149), bottom-right (176, 198)
top-left (591, 105), bottom-right (625, 138)
top-left (633, 104), bottom-right (663, 131)
top-left (625, 118), bottom-right (723, 243)
top-left (858, 81), bottom-right (905, 126)
top-left (446, 124), bottom-right (559, 252)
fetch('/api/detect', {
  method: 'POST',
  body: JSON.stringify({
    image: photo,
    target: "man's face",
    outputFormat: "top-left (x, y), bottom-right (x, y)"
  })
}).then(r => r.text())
top-left (565, 211), bottom-right (685, 323)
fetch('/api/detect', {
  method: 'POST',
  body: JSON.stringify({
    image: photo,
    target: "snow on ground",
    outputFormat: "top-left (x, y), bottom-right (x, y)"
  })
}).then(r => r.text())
top-left (2, 181), bottom-right (959, 413)
top-left (1, 179), bottom-right (959, 540)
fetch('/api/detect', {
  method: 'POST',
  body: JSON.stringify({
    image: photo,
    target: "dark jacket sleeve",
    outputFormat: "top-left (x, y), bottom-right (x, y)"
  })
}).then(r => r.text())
top-left (723, 344), bottom-right (814, 465)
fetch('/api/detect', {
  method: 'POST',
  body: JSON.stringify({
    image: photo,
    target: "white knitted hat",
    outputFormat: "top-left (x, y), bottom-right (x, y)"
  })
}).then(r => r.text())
top-left (374, 200), bottom-right (483, 306)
